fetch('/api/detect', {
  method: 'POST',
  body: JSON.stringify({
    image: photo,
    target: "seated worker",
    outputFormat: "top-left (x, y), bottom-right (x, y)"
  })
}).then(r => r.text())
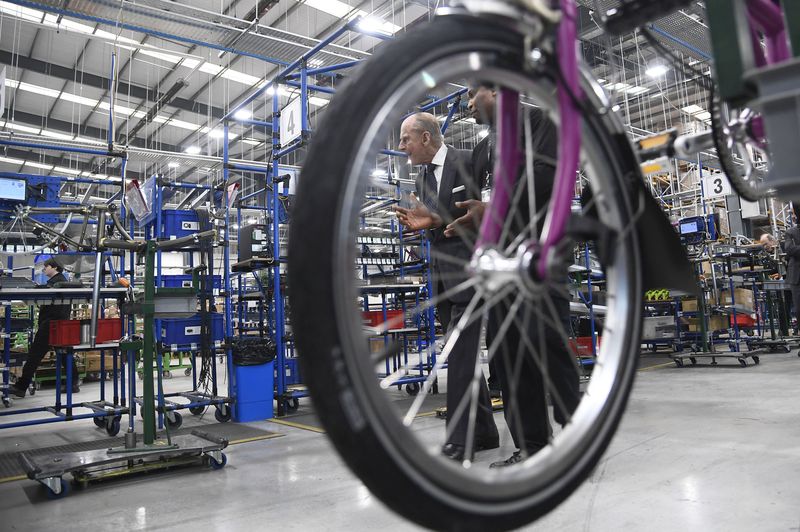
top-left (11, 258), bottom-right (76, 398)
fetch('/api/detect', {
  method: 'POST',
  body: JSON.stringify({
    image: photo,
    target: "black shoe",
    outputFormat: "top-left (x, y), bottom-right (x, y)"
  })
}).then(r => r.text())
top-left (489, 386), bottom-right (502, 399)
top-left (442, 437), bottom-right (500, 461)
top-left (490, 450), bottom-right (524, 468)
top-left (10, 385), bottom-right (26, 399)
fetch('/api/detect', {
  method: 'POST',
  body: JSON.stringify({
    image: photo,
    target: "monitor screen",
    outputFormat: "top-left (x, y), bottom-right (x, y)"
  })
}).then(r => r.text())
top-left (0, 177), bottom-right (26, 201)
top-left (680, 221), bottom-right (699, 234)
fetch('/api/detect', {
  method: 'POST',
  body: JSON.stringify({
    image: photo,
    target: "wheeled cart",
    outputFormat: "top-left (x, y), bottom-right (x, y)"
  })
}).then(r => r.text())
top-left (19, 430), bottom-right (228, 498)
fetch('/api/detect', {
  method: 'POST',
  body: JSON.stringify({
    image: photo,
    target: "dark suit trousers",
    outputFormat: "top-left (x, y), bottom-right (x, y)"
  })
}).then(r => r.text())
top-left (791, 284), bottom-right (800, 332)
top-left (442, 291), bottom-right (498, 447)
top-left (488, 293), bottom-right (580, 453)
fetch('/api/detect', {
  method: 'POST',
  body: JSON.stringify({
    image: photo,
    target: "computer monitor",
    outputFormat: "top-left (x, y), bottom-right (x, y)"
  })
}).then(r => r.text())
top-left (680, 221), bottom-right (699, 235)
top-left (0, 177), bottom-right (26, 201)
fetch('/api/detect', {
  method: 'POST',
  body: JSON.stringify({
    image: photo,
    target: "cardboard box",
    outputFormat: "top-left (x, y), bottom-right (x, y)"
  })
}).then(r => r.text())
top-left (84, 352), bottom-right (116, 373)
top-left (686, 315), bottom-right (729, 332)
top-left (681, 298), bottom-right (699, 312)
top-left (721, 288), bottom-right (754, 311)
top-left (642, 316), bottom-right (676, 339)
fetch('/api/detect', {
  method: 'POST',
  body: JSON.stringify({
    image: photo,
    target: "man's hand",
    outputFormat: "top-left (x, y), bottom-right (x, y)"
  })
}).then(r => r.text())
top-left (444, 199), bottom-right (486, 238)
top-left (770, 273), bottom-right (781, 280)
top-left (394, 193), bottom-right (442, 231)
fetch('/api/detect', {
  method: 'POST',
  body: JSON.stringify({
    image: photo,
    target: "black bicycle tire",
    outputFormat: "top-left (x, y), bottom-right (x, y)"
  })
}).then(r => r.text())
top-left (289, 14), bottom-right (642, 531)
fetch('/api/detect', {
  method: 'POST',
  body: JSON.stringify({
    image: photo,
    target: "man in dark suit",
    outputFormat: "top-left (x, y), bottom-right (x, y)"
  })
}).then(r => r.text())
top-left (782, 215), bottom-right (800, 333)
top-left (445, 83), bottom-right (580, 467)
top-left (395, 112), bottom-right (499, 461)
top-left (11, 257), bottom-right (75, 398)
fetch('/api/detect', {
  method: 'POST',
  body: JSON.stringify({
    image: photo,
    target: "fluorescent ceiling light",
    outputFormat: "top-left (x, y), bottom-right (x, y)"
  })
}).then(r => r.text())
top-left (303, 0), bottom-right (354, 18)
top-left (357, 16), bottom-right (389, 34)
top-left (645, 64), bottom-right (669, 78)
top-left (168, 162), bottom-right (180, 168)
top-left (303, 0), bottom-right (400, 34)
top-left (184, 146), bottom-right (202, 155)
top-left (53, 166), bottom-right (82, 175)
top-left (0, 155), bottom-right (25, 165)
top-left (208, 129), bottom-right (226, 139)
top-left (477, 129), bottom-right (489, 139)
top-left (682, 104), bottom-right (711, 123)
top-left (25, 161), bottom-right (54, 170)
top-left (309, 96), bottom-right (329, 107)
top-left (371, 169), bottom-right (387, 178)
top-left (234, 109), bottom-right (252, 120)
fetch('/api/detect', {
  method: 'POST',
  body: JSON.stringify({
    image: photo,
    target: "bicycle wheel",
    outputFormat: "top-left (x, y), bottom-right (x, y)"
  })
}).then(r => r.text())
top-left (289, 14), bottom-right (643, 531)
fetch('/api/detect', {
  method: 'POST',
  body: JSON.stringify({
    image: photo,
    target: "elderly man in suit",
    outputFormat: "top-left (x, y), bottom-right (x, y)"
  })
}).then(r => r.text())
top-left (395, 112), bottom-right (499, 462)
top-left (782, 217), bottom-right (800, 334)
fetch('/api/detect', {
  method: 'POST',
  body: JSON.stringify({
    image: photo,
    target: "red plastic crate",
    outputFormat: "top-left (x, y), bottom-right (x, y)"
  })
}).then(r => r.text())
top-left (96, 318), bottom-right (122, 343)
top-left (362, 309), bottom-right (404, 328)
top-left (569, 336), bottom-right (601, 357)
top-left (730, 313), bottom-right (756, 328)
top-left (49, 320), bottom-right (81, 347)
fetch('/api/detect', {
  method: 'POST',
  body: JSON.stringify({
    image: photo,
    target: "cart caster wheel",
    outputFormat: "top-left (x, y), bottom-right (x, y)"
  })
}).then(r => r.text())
top-left (209, 452), bottom-right (227, 470)
top-left (285, 398), bottom-right (299, 413)
top-left (782, 346), bottom-right (791, 353)
top-left (93, 416), bottom-right (105, 428)
top-left (674, 358), bottom-right (684, 367)
top-left (106, 416), bottom-right (121, 437)
top-left (163, 370), bottom-right (172, 379)
top-left (405, 382), bottom-right (420, 396)
top-left (752, 355), bottom-right (760, 365)
top-left (46, 478), bottom-right (69, 499)
top-left (184, 368), bottom-right (192, 377)
top-left (189, 405), bottom-right (205, 416)
top-left (689, 357), bottom-right (697, 366)
top-left (214, 406), bottom-right (231, 423)
top-left (739, 359), bottom-right (748, 367)
top-left (165, 411), bottom-right (182, 430)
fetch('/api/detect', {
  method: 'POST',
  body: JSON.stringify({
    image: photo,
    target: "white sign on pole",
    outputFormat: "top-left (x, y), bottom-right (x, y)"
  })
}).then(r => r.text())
top-left (280, 97), bottom-right (303, 146)
top-left (0, 67), bottom-right (6, 118)
top-left (702, 172), bottom-right (731, 199)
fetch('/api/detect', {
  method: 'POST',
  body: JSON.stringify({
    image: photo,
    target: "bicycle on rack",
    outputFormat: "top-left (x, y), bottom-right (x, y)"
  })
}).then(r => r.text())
top-left (288, 0), bottom-right (799, 529)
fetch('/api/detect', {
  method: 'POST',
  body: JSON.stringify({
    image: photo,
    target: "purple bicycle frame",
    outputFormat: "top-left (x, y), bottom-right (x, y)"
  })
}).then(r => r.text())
top-left (475, 0), bottom-right (791, 275)
top-left (475, 0), bottom-right (582, 280)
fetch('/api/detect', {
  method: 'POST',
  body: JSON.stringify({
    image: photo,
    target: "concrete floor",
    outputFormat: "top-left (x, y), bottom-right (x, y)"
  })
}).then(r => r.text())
top-left (1, 351), bottom-right (800, 531)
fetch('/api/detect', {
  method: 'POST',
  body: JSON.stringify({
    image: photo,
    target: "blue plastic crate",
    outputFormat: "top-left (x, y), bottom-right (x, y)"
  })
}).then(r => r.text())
top-left (161, 274), bottom-right (222, 289)
top-left (160, 313), bottom-right (223, 345)
top-left (162, 209), bottom-right (200, 239)
top-left (233, 361), bottom-right (274, 422)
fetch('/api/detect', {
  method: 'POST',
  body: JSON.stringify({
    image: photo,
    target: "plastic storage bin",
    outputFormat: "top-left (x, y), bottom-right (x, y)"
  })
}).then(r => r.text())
top-left (161, 274), bottom-right (222, 289)
top-left (49, 320), bottom-right (81, 347)
top-left (362, 309), bottom-right (404, 328)
top-left (233, 361), bottom-right (274, 422)
top-left (161, 209), bottom-right (200, 239)
top-left (160, 313), bottom-right (223, 345)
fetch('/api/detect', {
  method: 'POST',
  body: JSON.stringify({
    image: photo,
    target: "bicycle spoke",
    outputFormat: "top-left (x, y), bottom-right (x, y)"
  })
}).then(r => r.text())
top-left (402, 285), bottom-right (515, 425)
top-left (369, 276), bottom-right (480, 338)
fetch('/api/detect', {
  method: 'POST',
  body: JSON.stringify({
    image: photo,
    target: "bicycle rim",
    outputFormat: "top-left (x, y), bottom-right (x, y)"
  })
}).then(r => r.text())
top-left (290, 15), bottom-right (643, 529)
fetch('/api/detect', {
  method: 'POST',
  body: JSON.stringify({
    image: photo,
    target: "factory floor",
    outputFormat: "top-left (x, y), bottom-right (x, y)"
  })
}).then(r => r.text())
top-left (1, 350), bottom-right (799, 532)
